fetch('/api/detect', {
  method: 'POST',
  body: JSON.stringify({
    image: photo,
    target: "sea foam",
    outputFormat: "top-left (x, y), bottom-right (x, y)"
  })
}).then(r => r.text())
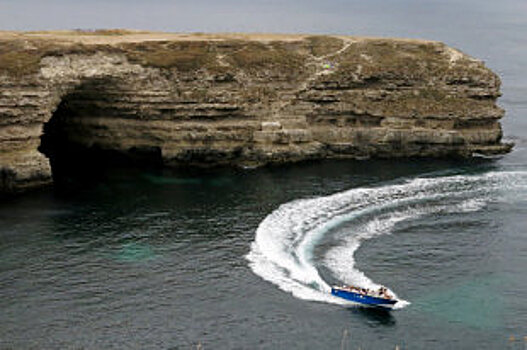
top-left (246, 170), bottom-right (527, 308)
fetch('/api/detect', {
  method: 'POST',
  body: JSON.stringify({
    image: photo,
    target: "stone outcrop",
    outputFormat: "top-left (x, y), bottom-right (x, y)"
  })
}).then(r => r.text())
top-left (0, 31), bottom-right (512, 193)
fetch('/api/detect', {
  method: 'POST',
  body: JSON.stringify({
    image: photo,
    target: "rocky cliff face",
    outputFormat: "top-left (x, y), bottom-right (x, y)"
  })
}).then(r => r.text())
top-left (0, 32), bottom-right (512, 193)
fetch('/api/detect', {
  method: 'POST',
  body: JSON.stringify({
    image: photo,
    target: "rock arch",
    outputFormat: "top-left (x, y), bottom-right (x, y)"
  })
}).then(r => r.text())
top-left (1, 53), bottom-right (160, 192)
top-left (40, 76), bottom-right (165, 185)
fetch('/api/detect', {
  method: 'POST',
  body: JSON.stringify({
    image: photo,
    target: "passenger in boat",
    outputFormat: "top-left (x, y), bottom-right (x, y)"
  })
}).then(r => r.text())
top-left (379, 287), bottom-right (392, 299)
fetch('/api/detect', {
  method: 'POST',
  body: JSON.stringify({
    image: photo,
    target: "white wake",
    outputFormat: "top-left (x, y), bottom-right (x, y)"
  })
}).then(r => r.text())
top-left (246, 170), bottom-right (527, 308)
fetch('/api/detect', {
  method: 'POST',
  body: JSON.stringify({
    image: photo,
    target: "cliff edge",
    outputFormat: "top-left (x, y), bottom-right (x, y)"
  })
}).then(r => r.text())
top-left (0, 31), bottom-right (512, 193)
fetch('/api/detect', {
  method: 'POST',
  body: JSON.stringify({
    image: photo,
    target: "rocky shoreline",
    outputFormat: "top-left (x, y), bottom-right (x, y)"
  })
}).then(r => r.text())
top-left (0, 31), bottom-right (512, 193)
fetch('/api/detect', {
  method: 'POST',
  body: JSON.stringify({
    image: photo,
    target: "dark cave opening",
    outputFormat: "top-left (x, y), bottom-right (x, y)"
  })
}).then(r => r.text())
top-left (38, 90), bottom-right (163, 189)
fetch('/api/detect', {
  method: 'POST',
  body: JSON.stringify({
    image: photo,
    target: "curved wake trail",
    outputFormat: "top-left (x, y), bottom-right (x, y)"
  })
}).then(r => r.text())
top-left (246, 170), bottom-right (527, 308)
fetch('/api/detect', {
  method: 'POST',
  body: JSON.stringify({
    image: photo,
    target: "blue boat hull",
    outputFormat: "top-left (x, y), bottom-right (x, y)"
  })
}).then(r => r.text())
top-left (331, 287), bottom-right (397, 308)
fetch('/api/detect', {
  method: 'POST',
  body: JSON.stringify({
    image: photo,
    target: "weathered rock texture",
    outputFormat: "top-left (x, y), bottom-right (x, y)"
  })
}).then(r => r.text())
top-left (0, 31), bottom-right (512, 193)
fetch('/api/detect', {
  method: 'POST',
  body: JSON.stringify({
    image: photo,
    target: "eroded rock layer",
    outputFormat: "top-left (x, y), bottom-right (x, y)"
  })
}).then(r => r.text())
top-left (0, 32), bottom-right (512, 193)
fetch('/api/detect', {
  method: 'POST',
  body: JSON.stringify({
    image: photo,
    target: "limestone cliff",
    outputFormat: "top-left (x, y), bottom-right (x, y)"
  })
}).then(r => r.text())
top-left (0, 31), bottom-right (512, 193)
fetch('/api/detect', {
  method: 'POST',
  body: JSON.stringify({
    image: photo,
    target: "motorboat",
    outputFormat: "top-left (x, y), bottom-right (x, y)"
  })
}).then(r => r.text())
top-left (331, 285), bottom-right (398, 309)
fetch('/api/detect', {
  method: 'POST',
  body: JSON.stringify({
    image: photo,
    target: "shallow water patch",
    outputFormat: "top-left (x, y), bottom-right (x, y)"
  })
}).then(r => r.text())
top-left (114, 242), bottom-right (158, 263)
top-left (413, 275), bottom-right (508, 329)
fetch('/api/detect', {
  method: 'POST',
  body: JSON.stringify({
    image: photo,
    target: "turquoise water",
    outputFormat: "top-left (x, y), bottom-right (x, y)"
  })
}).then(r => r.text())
top-left (416, 276), bottom-right (506, 329)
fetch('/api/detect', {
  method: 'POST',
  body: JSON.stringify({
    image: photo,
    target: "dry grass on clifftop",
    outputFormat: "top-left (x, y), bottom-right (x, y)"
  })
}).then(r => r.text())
top-left (304, 35), bottom-right (345, 57)
top-left (123, 41), bottom-right (216, 71)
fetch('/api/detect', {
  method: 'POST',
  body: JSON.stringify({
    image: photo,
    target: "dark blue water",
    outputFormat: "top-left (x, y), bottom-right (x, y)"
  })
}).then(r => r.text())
top-left (2, 1), bottom-right (527, 349)
top-left (1, 162), bottom-right (526, 349)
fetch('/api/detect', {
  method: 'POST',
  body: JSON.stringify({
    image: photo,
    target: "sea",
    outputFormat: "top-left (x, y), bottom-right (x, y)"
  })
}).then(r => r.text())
top-left (1, 1), bottom-right (526, 349)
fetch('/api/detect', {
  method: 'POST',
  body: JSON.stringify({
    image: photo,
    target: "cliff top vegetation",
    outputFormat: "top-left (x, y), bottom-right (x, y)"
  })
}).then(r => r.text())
top-left (0, 30), bottom-right (440, 77)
